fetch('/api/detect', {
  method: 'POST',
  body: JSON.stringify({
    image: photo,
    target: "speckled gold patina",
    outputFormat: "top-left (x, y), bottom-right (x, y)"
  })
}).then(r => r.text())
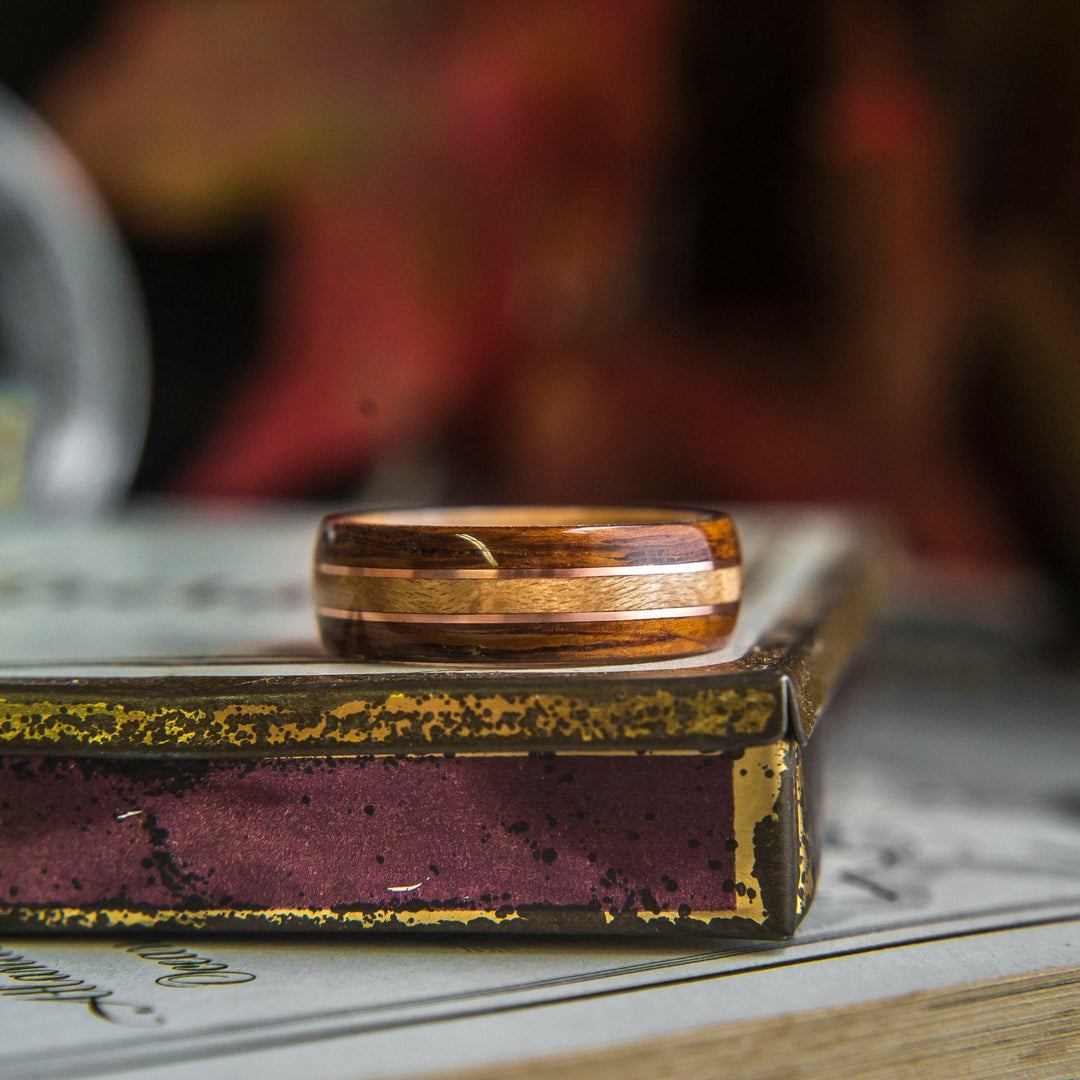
top-left (0, 682), bottom-right (782, 757)
top-left (0, 700), bottom-right (286, 752)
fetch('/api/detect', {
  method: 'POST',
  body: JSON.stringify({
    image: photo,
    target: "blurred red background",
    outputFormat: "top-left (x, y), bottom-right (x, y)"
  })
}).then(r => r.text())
top-left (4, 1), bottom-right (1080, 610)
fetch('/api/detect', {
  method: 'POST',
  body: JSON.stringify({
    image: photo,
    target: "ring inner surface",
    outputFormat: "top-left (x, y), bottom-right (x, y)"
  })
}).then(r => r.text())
top-left (333, 507), bottom-right (712, 529)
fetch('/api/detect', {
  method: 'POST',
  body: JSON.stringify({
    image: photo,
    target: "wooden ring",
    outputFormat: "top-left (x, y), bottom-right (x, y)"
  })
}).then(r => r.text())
top-left (314, 506), bottom-right (741, 664)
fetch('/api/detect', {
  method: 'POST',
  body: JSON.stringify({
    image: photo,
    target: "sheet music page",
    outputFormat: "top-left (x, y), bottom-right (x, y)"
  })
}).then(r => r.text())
top-left (1, 509), bottom-right (1077, 1079)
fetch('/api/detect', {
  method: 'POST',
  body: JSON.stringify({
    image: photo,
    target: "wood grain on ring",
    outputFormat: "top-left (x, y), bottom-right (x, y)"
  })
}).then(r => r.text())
top-left (314, 507), bottom-right (741, 663)
top-left (315, 566), bottom-right (740, 615)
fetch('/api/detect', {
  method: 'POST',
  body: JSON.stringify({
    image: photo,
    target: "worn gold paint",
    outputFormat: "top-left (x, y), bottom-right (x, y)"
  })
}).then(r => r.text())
top-left (634, 740), bottom-right (786, 926)
top-left (728, 740), bottom-right (785, 923)
top-left (320, 687), bottom-right (777, 747)
top-left (0, 904), bottom-right (523, 932)
top-left (0, 897), bottom-right (757, 932)
top-left (0, 699), bottom-right (287, 751)
top-left (0, 699), bottom-right (205, 748)
top-left (793, 741), bottom-right (813, 919)
top-left (0, 684), bottom-right (777, 753)
top-left (265, 718), bottom-right (329, 746)
top-left (212, 703), bottom-right (287, 726)
top-left (210, 703), bottom-right (286, 748)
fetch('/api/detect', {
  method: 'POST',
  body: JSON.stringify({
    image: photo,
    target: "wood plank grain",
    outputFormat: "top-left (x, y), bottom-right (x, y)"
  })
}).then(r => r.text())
top-left (425, 966), bottom-right (1080, 1080)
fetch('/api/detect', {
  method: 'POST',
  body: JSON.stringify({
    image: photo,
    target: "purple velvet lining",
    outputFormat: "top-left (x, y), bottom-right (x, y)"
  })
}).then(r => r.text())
top-left (0, 755), bottom-right (737, 916)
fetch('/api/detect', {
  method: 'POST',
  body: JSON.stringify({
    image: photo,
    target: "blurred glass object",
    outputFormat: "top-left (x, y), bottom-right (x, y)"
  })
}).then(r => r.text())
top-left (0, 86), bottom-right (148, 514)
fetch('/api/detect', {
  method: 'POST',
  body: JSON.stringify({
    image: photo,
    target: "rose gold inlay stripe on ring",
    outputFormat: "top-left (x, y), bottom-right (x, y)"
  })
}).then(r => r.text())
top-left (316, 560), bottom-right (719, 579)
top-left (316, 605), bottom-right (725, 625)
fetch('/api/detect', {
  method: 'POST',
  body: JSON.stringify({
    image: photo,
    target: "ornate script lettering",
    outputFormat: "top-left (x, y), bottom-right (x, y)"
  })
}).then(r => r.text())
top-left (119, 942), bottom-right (256, 988)
top-left (0, 947), bottom-right (161, 1026)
